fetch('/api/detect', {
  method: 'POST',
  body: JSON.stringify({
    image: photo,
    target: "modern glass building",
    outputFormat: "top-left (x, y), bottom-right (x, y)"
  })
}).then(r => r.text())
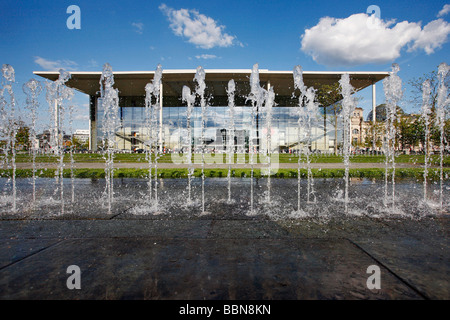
top-left (35, 69), bottom-right (389, 153)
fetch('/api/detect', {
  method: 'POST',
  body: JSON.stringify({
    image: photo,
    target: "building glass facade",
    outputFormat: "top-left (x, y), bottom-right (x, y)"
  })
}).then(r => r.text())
top-left (95, 95), bottom-right (343, 153)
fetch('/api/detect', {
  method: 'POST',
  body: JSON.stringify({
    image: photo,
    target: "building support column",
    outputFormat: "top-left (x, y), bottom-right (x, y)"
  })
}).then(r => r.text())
top-left (89, 95), bottom-right (97, 151)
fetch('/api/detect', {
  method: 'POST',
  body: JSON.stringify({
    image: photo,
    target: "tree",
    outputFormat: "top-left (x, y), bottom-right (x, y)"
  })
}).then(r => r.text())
top-left (430, 119), bottom-right (450, 151)
top-left (364, 121), bottom-right (384, 149)
top-left (397, 114), bottom-right (423, 151)
top-left (71, 136), bottom-right (88, 150)
top-left (0, 120), bottom-right (31, 152)
top-left (409, 68), bottom-right (450, 152)
top-left (409, 69), bottom-right (450, 113)
top-left (15, 125), bottom-right (31, 151)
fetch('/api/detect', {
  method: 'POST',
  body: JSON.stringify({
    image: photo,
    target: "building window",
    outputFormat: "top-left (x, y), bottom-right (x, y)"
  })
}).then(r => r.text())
top-left (352, 129), bottom-right (359, 135)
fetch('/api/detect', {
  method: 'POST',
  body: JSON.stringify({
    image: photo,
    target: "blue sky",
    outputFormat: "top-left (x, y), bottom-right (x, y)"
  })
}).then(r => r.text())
top-left (0, 0), bottom-right (449, 130)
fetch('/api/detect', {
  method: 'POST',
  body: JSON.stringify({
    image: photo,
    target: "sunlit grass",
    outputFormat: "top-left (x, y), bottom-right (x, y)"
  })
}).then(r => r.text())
top-left (3, 152), bottom-right (449, 165)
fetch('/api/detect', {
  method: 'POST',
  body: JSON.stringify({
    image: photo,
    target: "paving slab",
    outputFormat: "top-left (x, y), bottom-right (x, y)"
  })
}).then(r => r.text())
top-left (0, 237), bottom-right (422, 300)
top-left (0, 216), bottom-right (447, 300)
top-left (0, 220), bottom-right (212, 240)
top-left (0, 239), bottom-right (62, 270)
top-left (352, 238), bottom-right (448, 300)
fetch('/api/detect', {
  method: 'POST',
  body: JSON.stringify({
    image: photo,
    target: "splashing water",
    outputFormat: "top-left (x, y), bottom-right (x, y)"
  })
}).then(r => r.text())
top-left (304, 87), bottom-right (318, 204)
top-left (194, 66), bottom-right (208, 214)
top-left (182, 85), bottom-right (195, 204)
top-left (23, 78), bottom-right (42, 205)
top-left (0, 64), bottom-right (17, 212)
top-left (263, 85), bottom-right (275, 203)
top-left (45, 69), bottom-right (73, 215)
top-left (145, 64), bottom-right (163, 209)
top-left (68, 102), bottom-right (76, 203)
top-left (0, 61), bottom-right (446, 219)
top-left (227, 79), bottom-right (236, 203)
top-left (246, 64), bottom-right (265, 214)
top-left (421, 79), bottom-right (432, 201)
top-left (339, 73), bottom-right (356, 213)
top-left (436, 62), bottom-right (449, 210)
top-left (293, 65), bottom-right (308, 213)
top-left (383, 63), bottom-right (403, 211)
top-left (2, 64), bottom-right (15, 82)
top-left (99, 63), bottom-right (120, 214)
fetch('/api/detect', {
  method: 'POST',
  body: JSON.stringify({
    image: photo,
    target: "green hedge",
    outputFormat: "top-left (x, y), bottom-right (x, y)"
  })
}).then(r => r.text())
top-left (0, 167), bottom-right (448, 181)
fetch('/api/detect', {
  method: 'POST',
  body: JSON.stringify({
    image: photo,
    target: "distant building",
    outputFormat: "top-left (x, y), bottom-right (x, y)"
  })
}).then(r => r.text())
top-left (35, 69), bottom-right (389, 152)
top-left (36, 130), bottom-right (51, 152)
top-left (73, 129), bottom-right (89, 143)
top-left (350, 107), bottom-right (369, 148)
top-left (35, 130), bottom-right (73, 152)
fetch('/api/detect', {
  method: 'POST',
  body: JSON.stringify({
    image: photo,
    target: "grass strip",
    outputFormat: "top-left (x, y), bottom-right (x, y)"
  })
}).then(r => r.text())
top-left (4, 153), bottom-right (449, 165)
top-left (1, 167), bottom-right (448, 181)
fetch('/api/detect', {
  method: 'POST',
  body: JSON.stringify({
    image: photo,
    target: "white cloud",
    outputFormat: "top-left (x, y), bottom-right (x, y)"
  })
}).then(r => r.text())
top-left (132, 22), bottom-right (144, 34)
top-left (159, 3), bottom-right (236, 49)
top-left (34, 56), bottom-right (78, 71)
top-left (74, 114), bottom-right (89, 121)
top-left (437, 4), bottom-right (450, 17)
top-left (195, 54), bottom-right (218, 59)
top-left (409, 19), bottom-right (450, 54)
top-left (300, 13), bottom-right (450, 66)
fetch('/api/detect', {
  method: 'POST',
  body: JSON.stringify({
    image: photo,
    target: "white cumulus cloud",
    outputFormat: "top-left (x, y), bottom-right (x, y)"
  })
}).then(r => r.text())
top-left (34, 56), bottom-right (78, 71)
top-left (437, 4), bottom-right (450, 17)
top-left (300, 13), bottom-right (450, 67)
top-left (409, 18), bottom-right (450, 54)
top-left (159, 3), bottom-right (237, 49)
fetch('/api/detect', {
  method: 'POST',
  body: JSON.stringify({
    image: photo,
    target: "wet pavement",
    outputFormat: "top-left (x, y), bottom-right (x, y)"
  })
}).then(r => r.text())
top-left (0, 215), bottom-right (448, 300)
top-left (0, 178), bottom-right (448, 300)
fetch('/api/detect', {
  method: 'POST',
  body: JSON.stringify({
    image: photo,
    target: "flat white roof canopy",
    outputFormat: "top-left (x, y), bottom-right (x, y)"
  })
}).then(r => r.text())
top-left (34, 69), bottom-right (389, 103)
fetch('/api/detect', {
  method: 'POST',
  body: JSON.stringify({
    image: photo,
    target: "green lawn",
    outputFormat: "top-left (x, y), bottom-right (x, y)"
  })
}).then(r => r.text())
top-left (4, 152), bottom-right (450, 166)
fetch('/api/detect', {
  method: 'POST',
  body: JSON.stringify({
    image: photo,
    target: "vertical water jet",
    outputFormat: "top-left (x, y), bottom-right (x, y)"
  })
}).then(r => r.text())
top-left (436, 62), bottom-right (449, 210)
top-left (339, 73), bottom-right (356, 213)
top-left (383, 64), bottom-right (402, 211)
top-left (0, 64), bottom-right (17, 212)
top-left (45, 69), bottom-right (73, 215)
top-left (23, 78), bottom-right (42, 206)
top-left (194, 66), bottom-right (207, 214)
top-left (99, 63), bottom-right (120, 215)
top-left (227, 79), bottom-right (236, 203)
top-left (182, 85), bottom-right (195, 204)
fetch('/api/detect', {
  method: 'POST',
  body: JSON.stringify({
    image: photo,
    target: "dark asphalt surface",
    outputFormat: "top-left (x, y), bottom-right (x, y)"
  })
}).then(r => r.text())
top-left (0, 215), bottom-right (448, 300)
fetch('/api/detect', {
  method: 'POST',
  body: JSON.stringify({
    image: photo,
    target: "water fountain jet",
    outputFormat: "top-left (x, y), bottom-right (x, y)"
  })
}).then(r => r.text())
top-left (339, 73), bottom-right (356, 213)
top-left (436, 62), bottom-right (449, 210)
top-left (227, 79), bottom-right (236, 203)
top-left (45, 69), bottom-right (73, 215)
top-left (99, 63), bottom-right (120, 215)
top-left (383, 63), bottom-right (403, 211)
top-left (23, 78), bottom-right (42, 205)
top-left (194, 66), bottom-right (208, 214)
top-left (0, 64), bottom-right (17, 212)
